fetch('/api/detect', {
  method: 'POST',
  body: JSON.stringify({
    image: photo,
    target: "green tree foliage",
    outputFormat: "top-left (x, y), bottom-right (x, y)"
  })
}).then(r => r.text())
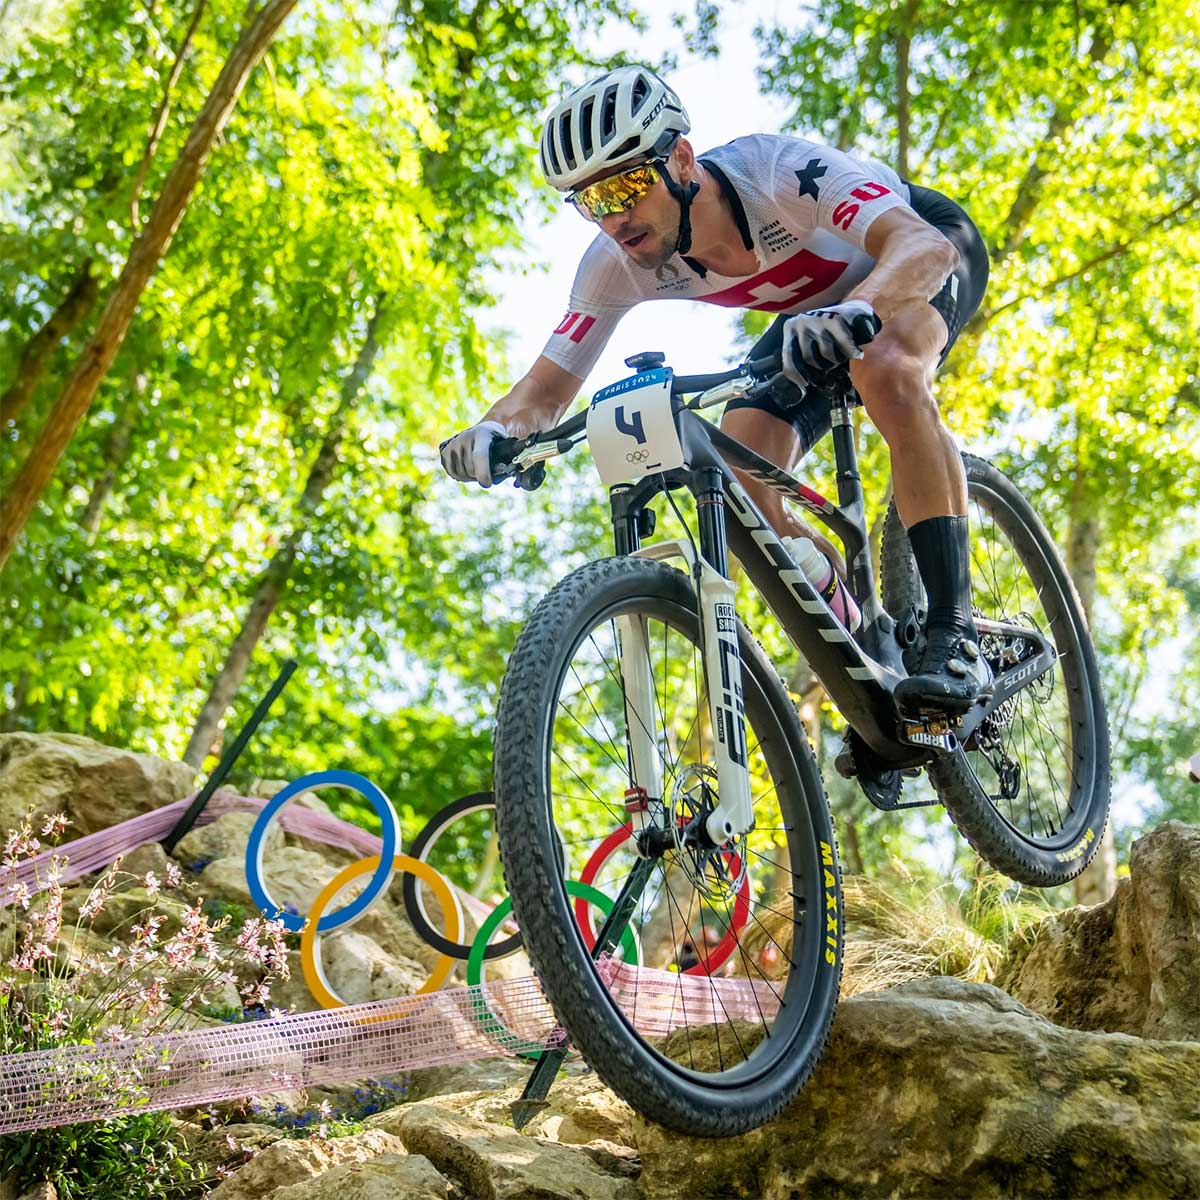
top-left (0, 0), bottom-right (636, 830)
top-left (755, 0), bottom-right (1200, 869)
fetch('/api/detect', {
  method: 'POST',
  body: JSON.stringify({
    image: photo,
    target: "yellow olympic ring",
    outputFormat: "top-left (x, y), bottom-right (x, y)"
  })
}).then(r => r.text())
top-left (300, 853), bottom-right (461, 1022)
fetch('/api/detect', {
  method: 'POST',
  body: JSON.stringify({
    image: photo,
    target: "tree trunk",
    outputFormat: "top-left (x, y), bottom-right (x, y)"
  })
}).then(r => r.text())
top-left (0, 0), bottom-right (300, 572)
top-left (129, 0), bottom-right (210, 228)
top-left (182, 300), bottom-right (386, 767)
top-left (0, 260), bottom-right (99, 431)
top-left (1, 670), bottom-right (30, 731)
top-left (1065, 471), bottom-right (1114, 905)
top-left (895, 0), bottom-right (917, 181)
top-left (78, 372), bottom-right (145, 537)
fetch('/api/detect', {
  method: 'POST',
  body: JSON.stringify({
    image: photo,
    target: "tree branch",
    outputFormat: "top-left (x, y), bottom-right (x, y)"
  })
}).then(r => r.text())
top-left (0, 259), bottom-right (99, 431)
top-left (130, 0), bottom-right (209, 229)
top-left (0, 0), bottom-right (300, 572)
top-left (978, 186), bottom-right (1200, 328)
top-left (895, 0), bottom-right (917, 180)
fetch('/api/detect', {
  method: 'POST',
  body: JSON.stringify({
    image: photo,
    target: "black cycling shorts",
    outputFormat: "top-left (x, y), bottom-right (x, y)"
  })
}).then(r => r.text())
top-left (726, 182), bottom-right (990, 452)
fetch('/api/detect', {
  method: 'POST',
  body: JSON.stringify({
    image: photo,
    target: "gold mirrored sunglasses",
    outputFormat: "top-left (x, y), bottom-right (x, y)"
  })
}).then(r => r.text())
top-left (568, 162), bottom-right (663, 222)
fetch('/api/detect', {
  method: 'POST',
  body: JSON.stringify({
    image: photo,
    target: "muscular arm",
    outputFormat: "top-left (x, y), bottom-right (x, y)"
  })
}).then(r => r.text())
top-left (849, 206), bottom-right (960, 322)
top-left (481, 355), bottom-right (585, 440)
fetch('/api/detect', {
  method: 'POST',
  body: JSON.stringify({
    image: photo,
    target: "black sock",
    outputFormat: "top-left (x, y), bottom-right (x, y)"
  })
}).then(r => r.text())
top-left (906, 515), bottom-right (975, 634)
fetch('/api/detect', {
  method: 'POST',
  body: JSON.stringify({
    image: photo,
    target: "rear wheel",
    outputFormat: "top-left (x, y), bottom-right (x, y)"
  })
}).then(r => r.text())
top-left (880, 454), bottom-right (1110, 886)
top-left (494, 556), bottom-right (842, 1136)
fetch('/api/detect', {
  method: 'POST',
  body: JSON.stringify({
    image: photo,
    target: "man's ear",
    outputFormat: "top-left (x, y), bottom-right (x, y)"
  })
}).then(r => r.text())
top-left (673, 137), bottom-right (696, 182)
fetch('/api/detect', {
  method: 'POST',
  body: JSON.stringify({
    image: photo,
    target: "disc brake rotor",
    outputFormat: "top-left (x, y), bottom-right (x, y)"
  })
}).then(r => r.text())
top-left (668, 763), bottom-right (748, 900)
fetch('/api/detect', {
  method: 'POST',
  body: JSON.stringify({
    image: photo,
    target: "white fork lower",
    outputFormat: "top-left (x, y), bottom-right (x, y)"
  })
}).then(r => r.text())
top-left (625, 542), bottom-right (755, 846)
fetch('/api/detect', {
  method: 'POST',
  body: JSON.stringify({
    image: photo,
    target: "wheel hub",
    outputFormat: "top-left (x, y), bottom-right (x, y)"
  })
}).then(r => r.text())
top-left (668, 763), bottom-right (748, 900)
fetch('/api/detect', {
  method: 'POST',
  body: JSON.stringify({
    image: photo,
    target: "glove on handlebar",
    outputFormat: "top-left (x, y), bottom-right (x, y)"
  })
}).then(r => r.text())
top-left (782, 300), bottom-right (882, 383)
top-left (440, 420), bottom-right (506, 488)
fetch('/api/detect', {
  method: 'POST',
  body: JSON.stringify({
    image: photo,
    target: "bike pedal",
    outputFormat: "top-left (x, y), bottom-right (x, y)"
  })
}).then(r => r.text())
top-left (899, 717), bottom-right (961, 754)
top-left (834, 745), bottom-right (857, 779)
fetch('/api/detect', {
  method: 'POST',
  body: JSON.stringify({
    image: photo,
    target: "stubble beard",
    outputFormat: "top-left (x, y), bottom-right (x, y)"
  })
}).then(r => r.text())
top-left (620, 215), bottom-right (681, 271)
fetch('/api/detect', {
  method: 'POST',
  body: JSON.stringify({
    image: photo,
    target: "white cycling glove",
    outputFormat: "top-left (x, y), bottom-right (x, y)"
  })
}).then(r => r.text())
top-left (440, 420), bottom-right (506, 488)
top-left (782, 300), bottom-right (882, 381)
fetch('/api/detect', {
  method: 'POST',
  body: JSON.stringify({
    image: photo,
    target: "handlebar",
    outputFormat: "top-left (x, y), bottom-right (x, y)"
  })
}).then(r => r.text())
top-left (487, 350), bottom-right (849, 488)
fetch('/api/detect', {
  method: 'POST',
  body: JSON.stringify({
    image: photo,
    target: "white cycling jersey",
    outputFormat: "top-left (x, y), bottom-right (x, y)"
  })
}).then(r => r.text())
top-left (541, 133), bottom-right (912, 380)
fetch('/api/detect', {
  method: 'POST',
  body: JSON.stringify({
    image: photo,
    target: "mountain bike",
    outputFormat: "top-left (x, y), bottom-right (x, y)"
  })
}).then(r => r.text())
top-left (486, 348), bottom-right (1110, 1136)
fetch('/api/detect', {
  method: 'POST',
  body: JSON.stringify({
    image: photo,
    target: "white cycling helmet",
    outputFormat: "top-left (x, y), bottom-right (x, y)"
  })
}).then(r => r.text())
top-left (539, 66), bottom-right (691, 192)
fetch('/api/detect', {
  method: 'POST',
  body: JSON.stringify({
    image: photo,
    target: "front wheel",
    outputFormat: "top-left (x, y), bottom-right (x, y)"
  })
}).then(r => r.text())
top-left (880, 454), bottom-right (1111, 886)
top-left (494, 556), bottom-right (842, 1136)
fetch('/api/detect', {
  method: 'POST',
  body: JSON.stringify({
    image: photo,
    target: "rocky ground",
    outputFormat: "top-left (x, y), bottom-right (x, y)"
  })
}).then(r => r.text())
top-left (1, 733), bottom-right (1198, 1199)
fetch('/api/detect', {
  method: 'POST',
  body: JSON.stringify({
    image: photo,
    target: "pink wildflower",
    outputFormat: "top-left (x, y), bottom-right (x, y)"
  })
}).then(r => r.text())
top-left (131, 914), bottom-right (166, 945)
top-left (163, 861), bottom-right (182, 889)
top-left (40, 813), bottom-right (71, 840)
top-left (6, 880), bottom-right (30, 910)
top-left (234, 917), bottom-right (289, 977)
top-left (139, 980), bottom-right (169, 1017)
top-left (2, 821), bottom-right (40, 868)
top-left (143, 871), bottom-right (160, 899)
top-left (239, 980), bottom-right (271, 1008)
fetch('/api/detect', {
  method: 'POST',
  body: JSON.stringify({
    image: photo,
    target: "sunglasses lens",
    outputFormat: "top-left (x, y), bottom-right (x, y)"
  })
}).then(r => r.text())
top-left (572, 164), bottom-right (659, 220)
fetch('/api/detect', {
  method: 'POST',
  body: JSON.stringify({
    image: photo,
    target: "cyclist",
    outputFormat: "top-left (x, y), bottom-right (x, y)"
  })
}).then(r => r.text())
top-left (441, 66), bottom-right (992, 716)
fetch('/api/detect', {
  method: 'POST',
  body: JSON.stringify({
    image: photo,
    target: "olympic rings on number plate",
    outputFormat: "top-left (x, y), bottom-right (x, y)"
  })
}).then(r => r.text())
top-left (245, 770), bottom-right (399, 935)
top-left (300, 853), bottom-right (461, 1017)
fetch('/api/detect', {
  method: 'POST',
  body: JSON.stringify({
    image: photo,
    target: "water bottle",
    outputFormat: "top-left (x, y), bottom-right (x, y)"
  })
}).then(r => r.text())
top-left (783, 536), bottom-right (862, 632)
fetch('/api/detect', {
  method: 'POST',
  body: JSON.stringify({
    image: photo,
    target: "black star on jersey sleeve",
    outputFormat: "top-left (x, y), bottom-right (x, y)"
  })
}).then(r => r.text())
top-left (773, 138), bottom-right (910, 251)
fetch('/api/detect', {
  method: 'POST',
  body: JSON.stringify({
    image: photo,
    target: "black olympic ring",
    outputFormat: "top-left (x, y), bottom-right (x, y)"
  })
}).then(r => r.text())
top-left (626, 449), bottom-right (650, 463)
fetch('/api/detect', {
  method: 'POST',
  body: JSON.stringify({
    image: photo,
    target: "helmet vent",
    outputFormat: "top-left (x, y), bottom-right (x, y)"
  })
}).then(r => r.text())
top-left (631, 73), bottom-right (650, 113)
top-left (579, 96), bottom-right (595, 159)
top-left (544, 129), bottom-right (561, 177)
top-left (559, 110), bottom-right (575, 170)
top-left (609, 135), bottom-right (642, 160)
top-left (599, 84), bottom-right (619, 144)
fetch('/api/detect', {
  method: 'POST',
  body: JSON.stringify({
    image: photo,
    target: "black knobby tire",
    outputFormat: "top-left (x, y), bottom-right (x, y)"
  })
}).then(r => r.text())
top-left (494, 556), bottom-right (842, 1136)
top-left (880, 454), bottom-right (1111, 886)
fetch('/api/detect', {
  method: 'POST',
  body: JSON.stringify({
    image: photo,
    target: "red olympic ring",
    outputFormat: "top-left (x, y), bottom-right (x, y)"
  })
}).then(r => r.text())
top-left (575, 821), bottom-right (751, 976)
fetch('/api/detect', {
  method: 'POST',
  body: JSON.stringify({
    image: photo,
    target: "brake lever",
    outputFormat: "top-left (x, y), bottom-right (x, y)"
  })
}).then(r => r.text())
top-left (513, 462), bottom-right (547, 491)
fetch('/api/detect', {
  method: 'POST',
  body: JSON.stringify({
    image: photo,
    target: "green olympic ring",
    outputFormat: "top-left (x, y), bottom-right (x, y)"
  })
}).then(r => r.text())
top-left (465, 881), bottom-right (639, 1060)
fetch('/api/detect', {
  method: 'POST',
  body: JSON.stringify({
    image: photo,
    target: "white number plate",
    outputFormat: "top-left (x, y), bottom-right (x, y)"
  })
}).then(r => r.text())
top-left (586, 367), bottom-right (686, 487)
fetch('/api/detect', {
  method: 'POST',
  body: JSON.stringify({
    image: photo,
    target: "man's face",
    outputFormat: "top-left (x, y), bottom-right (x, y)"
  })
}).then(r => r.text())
top-left (575, 155), bottom-right (687, 270)
top-left (596, 175), bottom-right (681, 269)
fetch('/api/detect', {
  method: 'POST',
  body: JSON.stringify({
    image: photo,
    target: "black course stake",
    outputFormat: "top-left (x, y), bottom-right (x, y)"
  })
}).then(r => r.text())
top-left (161, 659), bottom-right (298, 854)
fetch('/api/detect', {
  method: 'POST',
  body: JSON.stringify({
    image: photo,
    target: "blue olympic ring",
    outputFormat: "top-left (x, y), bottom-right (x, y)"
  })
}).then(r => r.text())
top-left (245, 770), bottom-right (400, 934)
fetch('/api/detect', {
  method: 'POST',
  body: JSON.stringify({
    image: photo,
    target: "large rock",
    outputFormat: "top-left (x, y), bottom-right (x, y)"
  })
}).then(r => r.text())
top-left (196, 846), bottom-right (366, 917)
top-left (171, 811), bottom-right (284, 871)
top-left (398, 1069), bottom-right (635, 1150)
top-left (632, 978), bottom-right (1200, 1200)
top-left (206, 1128), bottom-right (406, 1200)
top-left (269, 1154), bottom-right (450, 1199)
top-left (0, 732), bottom-right (193, 836)
top-left (392, 1102), bottom-right (639, 1200)
top-left (994, 822), bottom-right (1200, 1040)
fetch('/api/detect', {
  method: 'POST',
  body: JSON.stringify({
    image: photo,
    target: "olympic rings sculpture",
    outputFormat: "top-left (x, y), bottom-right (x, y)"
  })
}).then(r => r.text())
top-left (244, 772), bottom-right (752, 1045)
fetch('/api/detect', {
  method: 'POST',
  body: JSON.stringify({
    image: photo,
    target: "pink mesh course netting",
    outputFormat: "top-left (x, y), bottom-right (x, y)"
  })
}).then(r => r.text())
top-left (0, 791), bottom-right (498, 926)
top-left (0, 796), bottom-right (778, 1133)
top-left (0, 964), bottom-right (778, 1134)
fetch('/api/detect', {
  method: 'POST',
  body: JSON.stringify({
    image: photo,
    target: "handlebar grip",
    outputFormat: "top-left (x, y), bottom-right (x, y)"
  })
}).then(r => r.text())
top-left (744, 352), bottom-right (784, 378)
top-left (488, 435), bottom-right (524, 482)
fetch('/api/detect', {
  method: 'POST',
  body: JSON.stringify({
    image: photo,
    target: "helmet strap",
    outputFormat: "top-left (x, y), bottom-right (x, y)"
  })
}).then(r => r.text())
top-left (660, 167), bottom-right (701, 256)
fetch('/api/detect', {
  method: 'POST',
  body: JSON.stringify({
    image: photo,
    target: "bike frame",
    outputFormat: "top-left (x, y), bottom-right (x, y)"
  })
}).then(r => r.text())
top-left (605, 383), bottom-right (1058, 825)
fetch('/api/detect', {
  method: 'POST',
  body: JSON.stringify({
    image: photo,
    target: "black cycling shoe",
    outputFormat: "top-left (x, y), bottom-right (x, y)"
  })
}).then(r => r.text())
top-left (894, 624), bottom-right (994, 717)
